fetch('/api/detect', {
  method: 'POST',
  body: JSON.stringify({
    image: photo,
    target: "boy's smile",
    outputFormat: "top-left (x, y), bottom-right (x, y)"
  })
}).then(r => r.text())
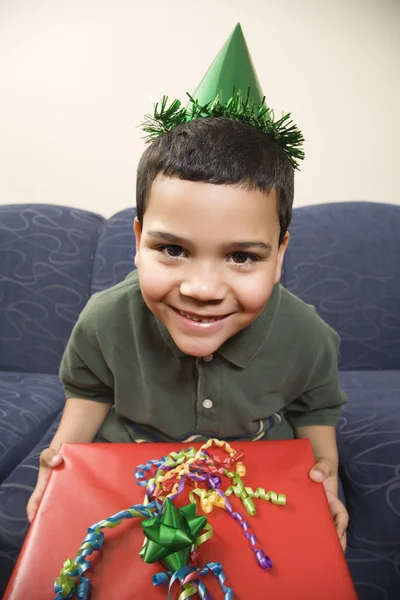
top-left (134, 175), bottom-right (289, 357)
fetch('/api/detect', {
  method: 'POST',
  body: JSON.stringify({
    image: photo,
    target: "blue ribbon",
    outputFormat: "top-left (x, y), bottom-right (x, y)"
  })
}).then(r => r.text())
top-left (152, 562), bottom-right (234, 600)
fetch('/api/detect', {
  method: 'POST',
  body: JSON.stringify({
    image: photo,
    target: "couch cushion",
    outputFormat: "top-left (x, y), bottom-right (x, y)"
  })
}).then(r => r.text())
top-left (0, 372), bottom-right (65, 482)
top-left (346, 546), bottom-right (400, 600)
top-left (337, 370), bottom-right (400, 552)
top-left (0, 410), bottom-right (62, 597)
top-left (0, 205), bottom-right (104, 373)
top-left (91, 207), bottom-right (136, 294)
top-left (284, 203), bottom-right (400, 370)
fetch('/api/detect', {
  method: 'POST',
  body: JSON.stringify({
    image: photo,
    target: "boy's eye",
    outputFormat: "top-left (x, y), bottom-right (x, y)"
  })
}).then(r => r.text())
top-left (230, 251), bottom-right (259, 265)
top-left (160, 244), bottom-right (184, 258)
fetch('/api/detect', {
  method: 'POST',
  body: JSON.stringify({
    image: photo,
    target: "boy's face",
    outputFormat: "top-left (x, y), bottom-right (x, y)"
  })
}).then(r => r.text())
top-left (134, 175), bottom-right (289, 357)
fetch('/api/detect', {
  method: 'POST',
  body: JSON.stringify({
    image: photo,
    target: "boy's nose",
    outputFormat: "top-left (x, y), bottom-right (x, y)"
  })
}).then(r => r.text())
top-left (179, 265), bottom-right (227, 302)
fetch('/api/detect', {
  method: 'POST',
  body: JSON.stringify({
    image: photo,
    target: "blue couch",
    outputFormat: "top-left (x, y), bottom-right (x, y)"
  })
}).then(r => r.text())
top-left (1, 202), bottom-right (399, 599)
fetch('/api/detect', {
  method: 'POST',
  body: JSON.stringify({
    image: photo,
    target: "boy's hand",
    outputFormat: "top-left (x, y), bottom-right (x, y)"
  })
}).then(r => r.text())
top-left (26, 448), bottom-right (63, 523)
top-left (309, 457), bottom-right (348, 552)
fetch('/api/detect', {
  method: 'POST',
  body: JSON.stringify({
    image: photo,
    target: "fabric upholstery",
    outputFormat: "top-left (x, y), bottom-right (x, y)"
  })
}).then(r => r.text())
top-left (0, 372), bottom-right (65, 482)
top-left (284, 202), bottom-right (400, 371)
top-left (0, 205), bottom-right (104, 373)
top-left (346, 546), bottom-right (400, 600)
top-left (90, 207), bottom-right (136, 294)
top-left (337, 370), bottom-right (400, 597)
top-left (337, 370), bottom-right (400, 548)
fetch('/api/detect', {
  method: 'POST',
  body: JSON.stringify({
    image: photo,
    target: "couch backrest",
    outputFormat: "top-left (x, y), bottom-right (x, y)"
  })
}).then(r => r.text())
top-left (90, 208), bottom-right (137, 295)
top-left (0, 205), bottom-right (104, 374)
top-left (2, 202), bottom-right (398, 374)
top-left (282, 202), bottom-right (400, 370)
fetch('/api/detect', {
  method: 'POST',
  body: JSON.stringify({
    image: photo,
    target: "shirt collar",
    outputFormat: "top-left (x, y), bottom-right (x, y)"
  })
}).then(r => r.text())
top-left (155, 283), bottom-right (282, 367)
top-left (156, 318), bottom-right (187, 359)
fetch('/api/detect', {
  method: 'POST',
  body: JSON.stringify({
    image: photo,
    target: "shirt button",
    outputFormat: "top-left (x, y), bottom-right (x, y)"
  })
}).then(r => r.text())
top-left (203, 354), bottom-right (214, 363)
top-left (202, 399), bottom-right (213, 409)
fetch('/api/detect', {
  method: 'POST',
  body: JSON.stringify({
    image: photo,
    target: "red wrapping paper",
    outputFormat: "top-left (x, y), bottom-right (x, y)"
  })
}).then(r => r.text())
top-left (4, 439), bottom-right (357, 600)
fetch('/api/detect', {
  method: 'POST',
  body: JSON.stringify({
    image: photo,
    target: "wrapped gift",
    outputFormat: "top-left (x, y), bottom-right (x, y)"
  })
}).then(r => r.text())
top-left (4, 439), bottom-right (357, 600)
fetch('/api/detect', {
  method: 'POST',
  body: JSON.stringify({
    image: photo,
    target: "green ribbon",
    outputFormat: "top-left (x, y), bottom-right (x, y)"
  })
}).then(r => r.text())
top-left (225, 474), bottom-right (286, 515)
top-left (140, 498), bottom-right (208, 573)
top-left (55, 559), bottom-right (78, 597)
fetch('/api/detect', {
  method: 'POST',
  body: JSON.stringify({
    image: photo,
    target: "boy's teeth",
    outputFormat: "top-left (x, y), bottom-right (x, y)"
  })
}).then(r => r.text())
top-left (179, 310), bottom-right (220, 323)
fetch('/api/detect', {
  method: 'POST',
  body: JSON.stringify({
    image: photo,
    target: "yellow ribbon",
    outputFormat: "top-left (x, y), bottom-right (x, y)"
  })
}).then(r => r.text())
top-left (189, 488), bottom-right (226, 513)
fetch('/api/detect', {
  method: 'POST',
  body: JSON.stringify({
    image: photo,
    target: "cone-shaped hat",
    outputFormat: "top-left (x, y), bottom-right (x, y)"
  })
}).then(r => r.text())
top-left (192, 23), bottom-right (265, 106)
top-left (141, 24), bottom-right (305, 169)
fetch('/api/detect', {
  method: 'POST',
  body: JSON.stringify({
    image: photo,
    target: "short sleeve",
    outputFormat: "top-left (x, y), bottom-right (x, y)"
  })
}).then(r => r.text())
top-left (283, 327), bottom-right (347, 428)
top-left (59, 299), bottom-right (114, 404)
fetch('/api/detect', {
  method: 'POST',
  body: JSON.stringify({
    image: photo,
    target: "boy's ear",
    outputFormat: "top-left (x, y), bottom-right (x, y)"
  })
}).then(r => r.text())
top-left (133, 217), bottom-right (142, 268)
top-left (274, 231), bottom-right (290, 284)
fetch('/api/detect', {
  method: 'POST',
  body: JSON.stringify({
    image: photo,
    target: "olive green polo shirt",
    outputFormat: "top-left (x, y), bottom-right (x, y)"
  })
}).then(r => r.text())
top-left (59, 270), bottom-right (347, 443)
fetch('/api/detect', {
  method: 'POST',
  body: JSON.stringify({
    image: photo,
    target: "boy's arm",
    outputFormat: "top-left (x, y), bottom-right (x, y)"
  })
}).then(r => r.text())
top-left (295, 425), bottom-right (348, 550)
top-left (27, 397), bottom-right (111, 522)
top-left (49, 397), bottom-right (112, 450)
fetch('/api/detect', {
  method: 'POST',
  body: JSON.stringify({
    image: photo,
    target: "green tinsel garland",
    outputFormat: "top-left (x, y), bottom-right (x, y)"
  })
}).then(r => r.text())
top-left (141, 90), bottom-right (305, 170)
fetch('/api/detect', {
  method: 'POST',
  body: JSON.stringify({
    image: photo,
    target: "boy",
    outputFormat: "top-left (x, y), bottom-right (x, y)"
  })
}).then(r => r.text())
top-left (26, 25), bottom-right (348, 550)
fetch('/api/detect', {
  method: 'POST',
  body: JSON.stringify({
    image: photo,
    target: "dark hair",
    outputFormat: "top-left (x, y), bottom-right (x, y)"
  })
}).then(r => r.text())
top-left (136, 117), bottom-right (294, 245)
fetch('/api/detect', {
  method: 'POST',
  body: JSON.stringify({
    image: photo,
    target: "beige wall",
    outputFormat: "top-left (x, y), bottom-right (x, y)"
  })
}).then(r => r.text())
top-left (0, 0), bottom-right (399, 217)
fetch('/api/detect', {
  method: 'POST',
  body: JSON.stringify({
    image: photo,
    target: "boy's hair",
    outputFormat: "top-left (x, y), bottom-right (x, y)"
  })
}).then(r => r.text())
top-left (136, 117), bottom-right (294, 245)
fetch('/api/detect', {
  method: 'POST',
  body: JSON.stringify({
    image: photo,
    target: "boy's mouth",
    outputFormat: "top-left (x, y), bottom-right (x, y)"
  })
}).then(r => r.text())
top-left (171, 307), bottom-right (230, 324)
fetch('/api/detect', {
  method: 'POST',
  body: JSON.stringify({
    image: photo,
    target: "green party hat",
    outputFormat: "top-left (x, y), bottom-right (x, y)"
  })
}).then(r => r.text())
top-left (141, 24), bottom-right (305, 169)
top-left (192, 23), bottom-right (265, 107)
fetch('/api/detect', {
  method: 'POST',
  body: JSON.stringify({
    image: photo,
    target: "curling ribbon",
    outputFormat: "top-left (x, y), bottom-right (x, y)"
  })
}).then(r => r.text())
top-left (224, 493), bottom-right (273, 570)
top-left (195, 439), bottom-right (246, 477)
top-left (154, 440), bottom-right (245, 503)
top-left (135, 456), bottom-right (167, 486)
top-left (163, 447), bottom-right (197, 467)
top-left (54, 502), bottom-right (160, 600)
top-left (225, 474), bottom-right (286, 515)
top-left (205, 476), bottom-right (273, 570)
top-left (167, 562), bottom-right (234, 600)
top-left (135, 447), bottom-right (197, 488)
top-left (189, 488), bottom-right (226, 513)
top-left (194, 523), bottom-right (214, 548)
